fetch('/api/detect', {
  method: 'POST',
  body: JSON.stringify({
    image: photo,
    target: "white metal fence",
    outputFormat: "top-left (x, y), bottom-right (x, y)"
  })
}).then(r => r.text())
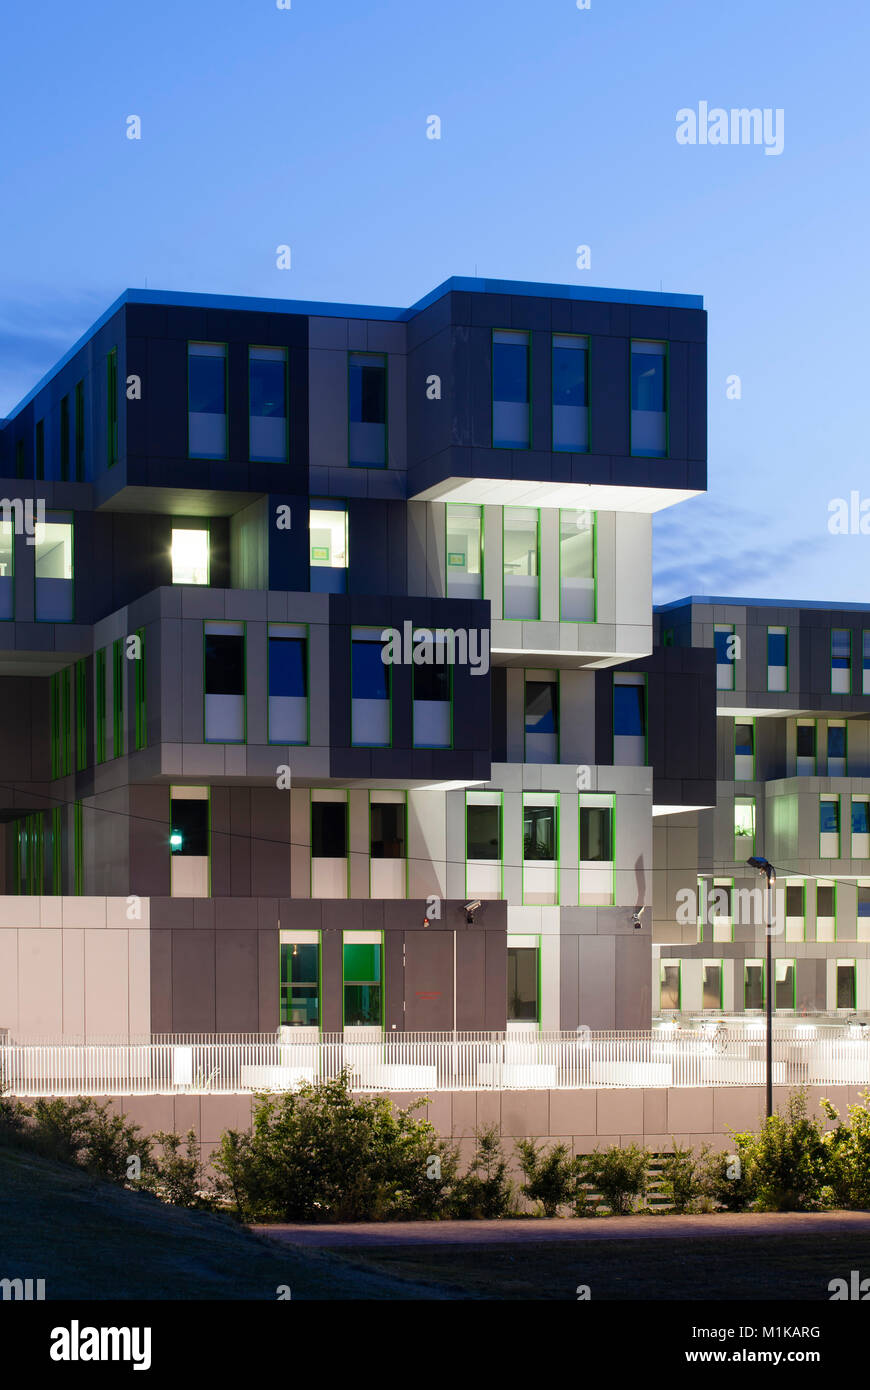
top-left (3, 1028), bottom-right (870, 1096)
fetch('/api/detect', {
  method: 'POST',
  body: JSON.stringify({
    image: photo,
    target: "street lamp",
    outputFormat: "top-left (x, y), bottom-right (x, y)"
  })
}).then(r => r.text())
top-left (747, 856), bottom-right (776, 1118)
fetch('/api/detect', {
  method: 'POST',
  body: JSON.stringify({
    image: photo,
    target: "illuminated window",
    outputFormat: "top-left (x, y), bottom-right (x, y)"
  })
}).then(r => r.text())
top-left (171, 528), bottom-right (209, 585)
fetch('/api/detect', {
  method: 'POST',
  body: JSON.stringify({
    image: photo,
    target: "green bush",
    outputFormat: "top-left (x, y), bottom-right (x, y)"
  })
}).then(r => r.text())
top-left (583, 1142), bottom-right (650, 1215)
top-left (732, 1090), bottom-right (828, 1212)
top-left (698, 1146), bottom-right (753, 1212)
top-left (25, 1097), bottom-right (150, 1183)
top-left (821, 1093), bottom-right (870, 1210)
top-left (515, 1137), bottom-right (577, 1217)
top-left (658, 1140), bottom-right (704, 1214)
top-left (142, 1129), bottom-right (214, 1209)
top-left (451, 1125), bottom-right (513, 1219)
top-left (212, 1069), bottom-right (456, 1223)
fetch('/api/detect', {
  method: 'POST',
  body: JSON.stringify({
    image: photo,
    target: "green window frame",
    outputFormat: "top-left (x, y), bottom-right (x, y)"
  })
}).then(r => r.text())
top-left (112, 639), bottom-right (124, 758)
top-left (342, 936), bottom-right (383, 1027)
top-left (502, 506), bottom-right (540, 621)
top-left (734, 717), bottom-right (756, 778)
top-left (280, 939), bottom-right (321, 1028)
top-left (558, 508), bottom-right (596, 622)
top-left (76, 659), bottom-right (88, 771)
top-left (507, 940), bottom-right (541, 1024)
top-left (660, 959), bottom-right (681, 1010)
top-left (95, 648), bottom-right (107, 764)
top-left (820, 795), bottom-right (841, 856)
top-left (492, 328), bottom-right (531, 450)
top-left (734, 795), bottom-right (756, 857)
top-left (107, 348), bottom-right (118, 467)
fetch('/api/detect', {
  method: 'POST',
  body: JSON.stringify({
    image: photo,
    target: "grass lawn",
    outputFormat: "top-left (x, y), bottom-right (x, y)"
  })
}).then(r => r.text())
top-left (0, 1146), bottom-right (456, 1301)
top-left (325, 1233), bottom-right (870, 1300)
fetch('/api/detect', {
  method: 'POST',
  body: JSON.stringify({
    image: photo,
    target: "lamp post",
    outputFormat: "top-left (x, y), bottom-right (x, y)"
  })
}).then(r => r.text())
top-left (747, 856), bottom-right (776, 1118)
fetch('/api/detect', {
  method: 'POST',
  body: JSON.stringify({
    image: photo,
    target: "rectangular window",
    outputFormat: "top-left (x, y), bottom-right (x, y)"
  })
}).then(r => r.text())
top-left (445, 503), bottom-right (482, 599)
top-left (466, 801), bottom-right (501, 860)
top-left (492, 330), bottom-right (530, 449)
top-left (552, 334), bottom-right (588, 451)
top-left (280, 940), bottom-right (320, 1028)
top-left (837, 961), bottom-right (856, 1010)
top-left (95, 648), bottom-right (107, 764)
top-left (169, 786), bottom-right (210, 897)
top-left (820, 795), bottom-right (840, 856)
top-left (74, 381), bottom-right (85, 480)
top-left (613, 674), bottom-right (646, 766)
top-left (204, 622), bottom-right (245, 742)
top-left (351, 628), bottom-right (390, 747)
top-left (858, 883), bottom-right (870, 919)
top-left (523, 804), bottom-right (556, 861)
top-left (702, 962), bottom-right (723, 1010)
top-left (343, 935), bottom-right (382, 1026)
top-left (580, 804), bottom-right (612, 862)
top-left (559, 509), bottom-right (595, 621)
top-left (832, 628), bottom-right (852, 694)
top-left (0, 520), bottom-right (13, 620)
top-left (134, 630), bottom-right (146, 751)
top-left (827, 721), bottom-right (846, 773)
top-left (106, 348), bottom-right (118, 466)
top-left (863, 632), bottom-right (870, 696)
top-left (660, 961), bottom-right (680, 1010)
top-left (767, 626), bottom-right (788, 692)
top-left (524, 678), bottom-right (558, 764)
top-left (249, 346), bottom-right (288, 462)
top-left (507, 944), bottom-right (540, 1022)
top-left (112, 639), bottom-right (124, 758)
top-left (412, 643), bottom-right (451, 749)
top-left (60, 395), bottom-right (70, 481)
top-left (744, 961), bottom-right (764, 1010)
top-left (734, 796), bottom-right (756, 856)
top-left (796, 720), bottom-right (816, 772)
top-left (817, 882), bottom-right (836, 919)
top-left (735, 720), bottom-right (754, 778)
top-left (714, 624), bottom-right (735, 691)
top-left (370, 801), bottom-right (406, 859)
top-left (348, 353), bottom-right (386, 466)
top-left (852, 797), bottom-right (870, 836)
top-left (34, 515), bottom-right (73, 621)
top-left (35, 419), bottom-right (45, 480)
top-left (631, 340), bottom-right (667, 457)
top-left (268, 626), bottom-right (307, 744)
top-left (312, 800), bottom-right (348, 858)
top-left (503, 507), bottom-right (539, 619)
top-left (774, 959), bottom-right (796, 1011)
top-left (309, 504), bottom-right (348, 593)
top-left (188, 343), bottom-right (227, 459)
top-left (171, 527), bottom-right (209, 585)
top-left (786, 883), bottom-right (805, 918)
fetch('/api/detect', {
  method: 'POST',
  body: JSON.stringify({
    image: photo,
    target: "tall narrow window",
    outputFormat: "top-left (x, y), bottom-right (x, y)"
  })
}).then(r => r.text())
top-left (525, 677), bottom-right (558, 764)
top-left (95, 648), bottom-right (107, 764)
top-left (552, 334), bottom-right (588, 451)
top-left (714, 624), bottom-right (735, 690)
top-left (816, 881), bottom-right (836, 942)
top-left (76, 659), bottom-right (87, 771)
top-left (702, 962), bottom-right (723, 1011)
top-left (734, 720), bottom-right (754, 779)
top-left (836, 960), bottom-right (856, 1010)
top-left (827, 721), bottom-right (846, 775)
top-left (370, 793), bottom-right (406, 900)
top-left (348, 353), bottom-right (386, 466)
top-left (523, 797), bottom-right (558, 905)
top-left (734, 797), bottom-right (756, 856)
top-left (503, 507), bottom-right (539, 619)
top-left (412, 640), bottom-right (451, 748)
top-left (170, 786), bottom-right (209, 898)
top-left (796, 719), bottom-right (816, 774)
top-left (613, 674), bottom-right (646, 766)
top-left (34, 516), bottom-right (73, 621)
top-left (60, 395), bottom-right (70, 480)
top-left (0, 520), bottom-right (13, 620)
top-left (351, 628), bottom-right (390, 747)
top-left (863, 632), bottom-right (870, 696)
top-left (774, 959), bottom-right (796, 1011)
top-left (188, 343), bottom-right (227, 459)
top-left (831, 628), bottom-right (852, 694)
top-left (106, 348), bottom-right (118, 466)
top-left (74, 381), bottom-right (85, 480)
top-left (660, 961), bottom-right (681, 1010)
top-left (112, 639), bottom-right (124, 758)
top-left (343, 934), bottom-right (382, 1026)
top-left (744, 961), bottom-right (764, 1010)
top-left (249, 346), bottom-right (288, 461)
top-left (820, 795), bottom-right (840, 857)
top-left (311, 796), bottom-right (348, 900)
top-left (280, 938), bottom-right (320, 1027)
top-left (466, 792), bottom-right (502, 900)
top-left (631, 340), bottom-right (667, 457)
top-left (446, 503), bottom-right (482, 599)
top-left (309, 504), bottom-right (348, 594)
top-left (578, 794), bottom-right (614, 906)
top-left (492, 330), bottom-right (530, 448)
top-left (203, 622), bottom-right (245, 742)
top-left (559, 509), bottom-right (595, 621)
top-left (268, 625), bottom-right (307, 743)
top-left (507, 940), bottom-right (540, 1023)
top-left (785, 881), bottom-right (806, 941)
top-left (171, 527), bottom-right (209, 585)
top-left (852, 797), bottom-right (870, 856)
top-left (767, 626), bottom-right (788, 691)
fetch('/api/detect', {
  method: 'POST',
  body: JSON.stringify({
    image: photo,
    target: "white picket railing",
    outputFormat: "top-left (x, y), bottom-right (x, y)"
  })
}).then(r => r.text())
top-left (3, 1028), bottom-right (870, 1096)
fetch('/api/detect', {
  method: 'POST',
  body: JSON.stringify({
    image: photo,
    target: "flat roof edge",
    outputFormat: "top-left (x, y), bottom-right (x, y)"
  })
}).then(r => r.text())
top-left (656, 595), bottom-right (870, 613)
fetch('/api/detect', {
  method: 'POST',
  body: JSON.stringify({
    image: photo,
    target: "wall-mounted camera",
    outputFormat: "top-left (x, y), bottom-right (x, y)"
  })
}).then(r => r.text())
top-left (465, 900), bottom-right (481, 924)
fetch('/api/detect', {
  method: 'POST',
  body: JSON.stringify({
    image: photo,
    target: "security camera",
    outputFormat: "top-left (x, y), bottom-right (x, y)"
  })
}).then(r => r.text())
top-left (631, 906), bottom-right (646, 930)
top-left (464, 899), bottom-right (481, 923)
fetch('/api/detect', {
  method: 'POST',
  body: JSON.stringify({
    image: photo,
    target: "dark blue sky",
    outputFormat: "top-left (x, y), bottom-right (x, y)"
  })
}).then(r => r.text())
top-left (2, 0), bottom-right (867, 604)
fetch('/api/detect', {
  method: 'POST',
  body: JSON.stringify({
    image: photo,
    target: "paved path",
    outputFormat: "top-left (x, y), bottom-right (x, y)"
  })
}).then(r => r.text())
top-left (256, 1211), bottom-right (870, 1247)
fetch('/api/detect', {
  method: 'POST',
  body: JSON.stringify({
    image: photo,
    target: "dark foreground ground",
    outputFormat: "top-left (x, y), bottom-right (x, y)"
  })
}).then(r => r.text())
top-left (3, 1143), bottom-right (867, 1300)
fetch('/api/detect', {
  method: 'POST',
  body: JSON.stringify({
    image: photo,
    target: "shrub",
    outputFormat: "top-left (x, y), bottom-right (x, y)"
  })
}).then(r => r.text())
top-left (821, 1093), bottom-right (870, 1210)
top-left (212, 1069), bottom-right (455, 1223)
top-left (451, 1125), bottom-right (513, 1219)
top-left (142, 1129), bottom-right (214, 1209)
top-left (698, 1146), bottom-right (753, 1212)
top-left (584, 1142), bottom-right (650, 1215)
top-left (515, 1137), bottom-right (577, 1217)
top-left (0, 1085), bottom-right (27, 1145)
top-left (658, 1141), bottom-right (705, 1214)
top-left (732, 1090), bottom-right (827, 1212)
top-left (26, 1097), bottom-right (150, 1183)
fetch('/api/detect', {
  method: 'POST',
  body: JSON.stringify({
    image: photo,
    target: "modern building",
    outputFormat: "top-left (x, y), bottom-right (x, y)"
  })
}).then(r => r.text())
top-left (652, 597), bottom-right (870, 1023)
top-left (0, 274), bottom-right (713, 1039)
